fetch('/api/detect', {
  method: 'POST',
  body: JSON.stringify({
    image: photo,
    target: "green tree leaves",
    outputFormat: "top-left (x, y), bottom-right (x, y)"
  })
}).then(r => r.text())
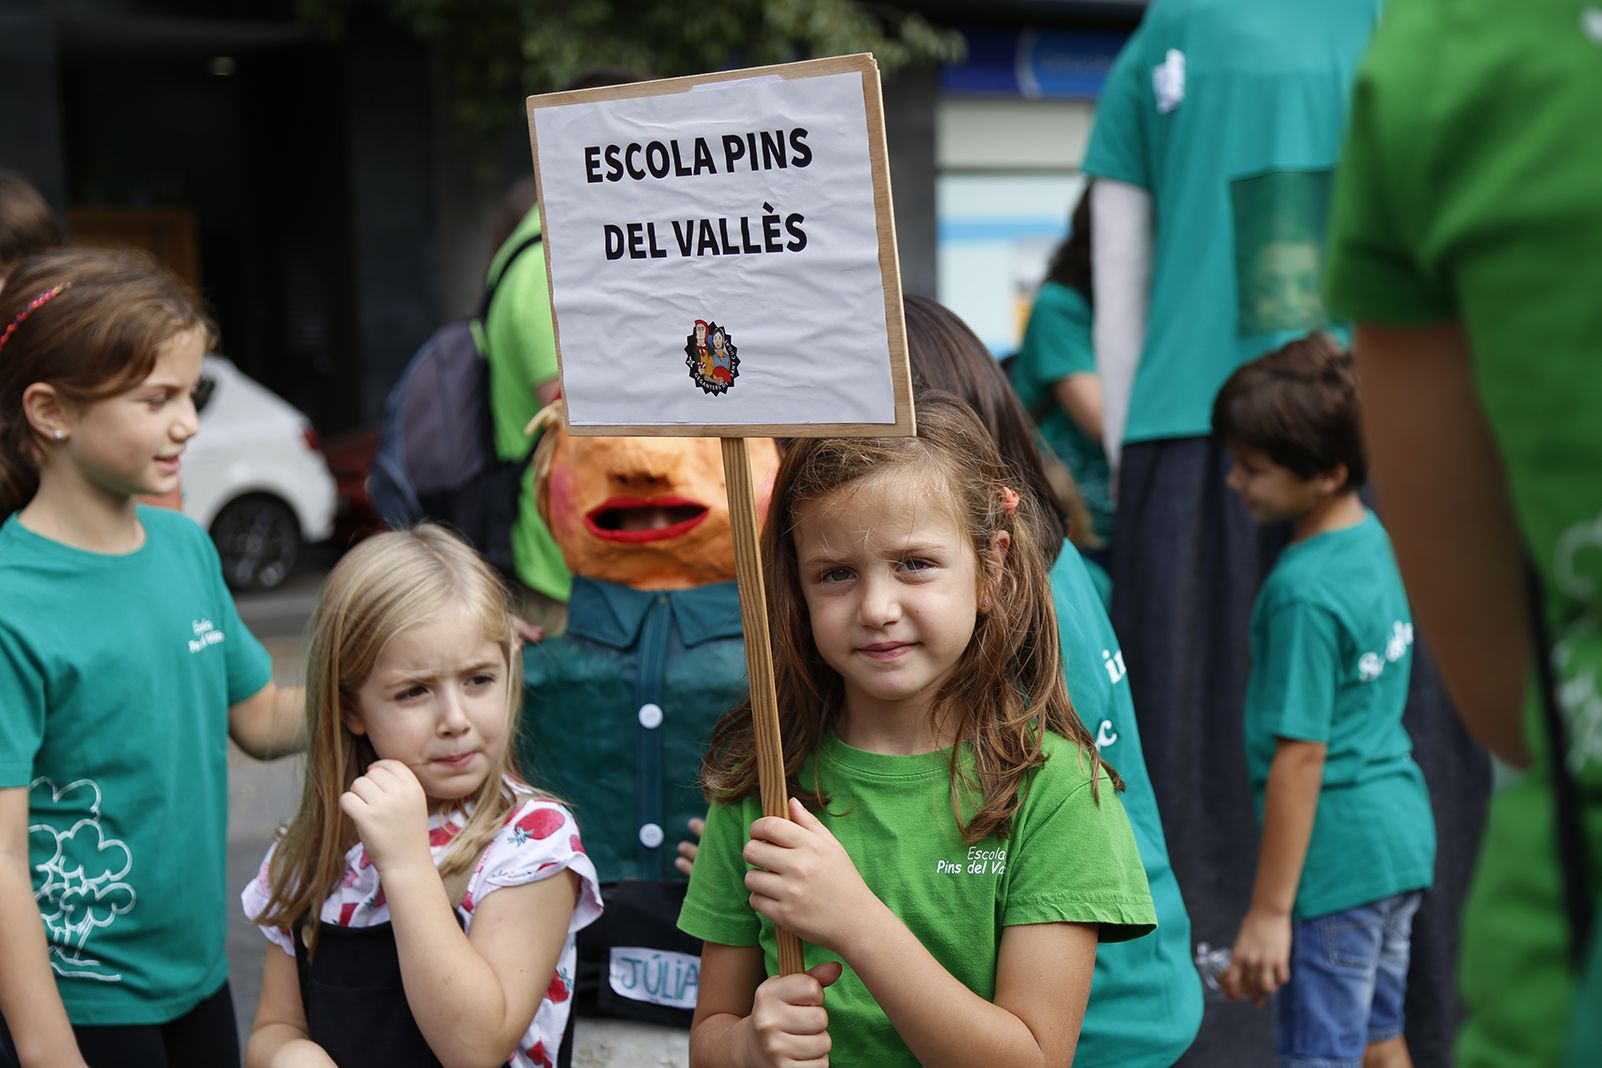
top-left (300, 0), bottom-right (963, 142)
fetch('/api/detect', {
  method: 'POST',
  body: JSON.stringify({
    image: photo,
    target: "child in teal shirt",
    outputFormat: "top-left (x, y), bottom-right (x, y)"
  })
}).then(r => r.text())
top-left (1211, 333), bottom-right (1436, 1068)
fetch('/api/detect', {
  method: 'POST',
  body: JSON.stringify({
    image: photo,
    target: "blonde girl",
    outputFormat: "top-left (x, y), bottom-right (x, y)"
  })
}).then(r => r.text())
top-left (679, 394), bottom-right (1157, 1068)
top-left (0, 248), bottom-right (302, 1068)
top-left (242, 525), bottom-right (601, 1068)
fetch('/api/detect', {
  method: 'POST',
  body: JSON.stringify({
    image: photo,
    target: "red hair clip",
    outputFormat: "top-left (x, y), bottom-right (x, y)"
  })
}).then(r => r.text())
top-left (999, 486), bottom-right (1020, 517)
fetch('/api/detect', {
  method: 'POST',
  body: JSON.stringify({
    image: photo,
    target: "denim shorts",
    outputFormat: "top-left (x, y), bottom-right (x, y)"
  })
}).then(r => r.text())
top-left (1275, 890), bottom-right (1423, 1068)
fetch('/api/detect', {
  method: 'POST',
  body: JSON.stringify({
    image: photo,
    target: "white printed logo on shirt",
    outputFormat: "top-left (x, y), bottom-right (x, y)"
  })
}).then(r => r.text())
top-left (1550, 510), bottom-right (1602, 775)
top-left (1093, 648), bottom-right (1127, 751)
top-left (1095, 720), bottom-right (1120, 751)
top-left (934, 845), bottom-right (1007, 877)
top-left (1152, 49), bottom-right (1186, 114)
top-left (1583, 6), bottom-right (1602, 45)
top-left (187, 617), bottom-right (226, 655)
top-left (1102, 647), bottom-right (1127, 686)
top-left (28, 777), bottom-right (137, 983)
top-left (1357, 621), bottom-right (1414, 683)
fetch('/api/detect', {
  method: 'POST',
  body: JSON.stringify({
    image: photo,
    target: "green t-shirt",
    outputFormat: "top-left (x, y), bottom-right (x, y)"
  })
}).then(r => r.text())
top-left (1010, 283), bottom-right (1114, 543)
top-left (680, 731), bottom-right (1155, 1067)
top-left (1082, 0), bottom-right (1379, 445)
top-left (1245, 511), bottom-right (1435, 919)
top-left (0, 507), bottom-right (272, 1024)
top-left (483, 207), bottom-right (572, 601)
top-left (1051, 543), bottom-right (1201, 1066)
top-left (1325, 4), bottom-right (1602, 1063)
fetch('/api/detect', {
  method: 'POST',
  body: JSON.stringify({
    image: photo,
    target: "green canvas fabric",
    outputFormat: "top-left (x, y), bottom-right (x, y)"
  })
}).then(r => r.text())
top-left (519, 577), bottom-right (747, 883)
top-left (482, 207), bottom-right (571, 601)
top-left (1325, 3), bottom-right (1602, 1062)
top-left (0, 507), bottom-right (272, 1024)
top-left (1082, 0), bottom-right (1380, 444)
top-left (680, 730), bottom-right (1155, 1067)
top-left (1244, 512), bottom-right (1435, 920)
top-left (1051, 542), bottom-right (1201, 1066)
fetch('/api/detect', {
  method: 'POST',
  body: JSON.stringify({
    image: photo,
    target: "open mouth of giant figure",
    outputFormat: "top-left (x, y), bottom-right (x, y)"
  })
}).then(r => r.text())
top-left (584, 496), bottom-right (710, 543)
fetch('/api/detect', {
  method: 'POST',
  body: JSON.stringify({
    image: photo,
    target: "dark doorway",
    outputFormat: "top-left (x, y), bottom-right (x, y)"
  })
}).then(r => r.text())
top-left (57, 12), bottom-right (361, 433)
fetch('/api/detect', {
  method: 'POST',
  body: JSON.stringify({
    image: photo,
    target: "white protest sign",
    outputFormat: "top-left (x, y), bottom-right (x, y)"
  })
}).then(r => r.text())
top-left (527, 54), bottom-right (912, 437)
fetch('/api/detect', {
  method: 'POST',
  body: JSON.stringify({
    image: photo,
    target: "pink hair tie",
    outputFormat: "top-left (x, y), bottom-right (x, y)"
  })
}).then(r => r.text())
top-left (999, 486), bottom-right (1020, 517)
top-left (0, 283), bottom-right (71, 355)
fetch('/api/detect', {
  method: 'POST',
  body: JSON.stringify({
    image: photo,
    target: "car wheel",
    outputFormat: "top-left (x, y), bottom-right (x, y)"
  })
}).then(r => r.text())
top-left (211, 494), bottom-right (300, 592)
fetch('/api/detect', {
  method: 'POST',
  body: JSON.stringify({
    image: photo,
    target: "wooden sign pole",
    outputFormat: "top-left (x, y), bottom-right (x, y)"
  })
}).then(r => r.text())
top-left (720, 435), bottom-right (807, 977)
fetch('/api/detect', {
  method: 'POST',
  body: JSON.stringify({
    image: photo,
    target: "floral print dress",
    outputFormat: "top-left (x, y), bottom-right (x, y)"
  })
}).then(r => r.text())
top-left (243, 783), bottom-right (603, 1067)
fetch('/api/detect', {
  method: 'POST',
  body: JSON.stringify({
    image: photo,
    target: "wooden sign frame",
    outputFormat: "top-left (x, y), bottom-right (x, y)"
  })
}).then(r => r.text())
top-left (526, 53), bottom-right (913, 439)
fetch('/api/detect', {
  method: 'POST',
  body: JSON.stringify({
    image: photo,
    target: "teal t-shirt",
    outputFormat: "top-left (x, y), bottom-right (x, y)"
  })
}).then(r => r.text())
top-left (1244, 511), bottom-right (1435, 919)
top-left (1051, 543), bottom-right (1201, 1067)
top-left (1082, 0), bottom-right (1379, 445)
top-left (1010, 282), bottom-right (1114, 544)
top-left (679, 731), bottom-right (1156, 1068)
top-left (0, 507), bottom-right (272, 1024)
top-left (1324, 4), bottom-right (1602, 1062)
top-left (483, 207), bottom-right (572, 602)
top-left (1568, 920), bottom-right (1602, 1068)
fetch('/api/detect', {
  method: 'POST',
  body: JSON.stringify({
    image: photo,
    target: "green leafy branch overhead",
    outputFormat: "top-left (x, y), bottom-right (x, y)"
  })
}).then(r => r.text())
top-left (300, 0), bottom-right (964, 142)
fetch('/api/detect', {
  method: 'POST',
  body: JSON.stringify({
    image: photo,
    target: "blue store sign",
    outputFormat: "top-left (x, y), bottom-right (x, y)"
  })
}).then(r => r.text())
top-left (942, 27), bottom-right (1128, 100)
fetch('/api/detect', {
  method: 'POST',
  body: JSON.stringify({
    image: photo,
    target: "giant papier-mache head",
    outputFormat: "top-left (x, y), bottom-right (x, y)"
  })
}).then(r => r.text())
top-left (526, 401), bottom-right (779, 589)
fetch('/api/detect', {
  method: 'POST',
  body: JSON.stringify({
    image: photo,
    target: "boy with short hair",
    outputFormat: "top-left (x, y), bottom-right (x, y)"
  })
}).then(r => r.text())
top-left (1212, 332), bottom-right (1436, 1068)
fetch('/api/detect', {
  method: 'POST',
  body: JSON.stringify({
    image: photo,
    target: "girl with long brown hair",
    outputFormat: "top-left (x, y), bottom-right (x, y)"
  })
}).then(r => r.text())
top-left (679, 394), bottom-right (1155, 1068)
top-left (902, 294), bottom-right (1202, 1067)
top-left (0, 247), bottom-right (303, 1067)
top-left (241, 525), bottom-right (602, 1067)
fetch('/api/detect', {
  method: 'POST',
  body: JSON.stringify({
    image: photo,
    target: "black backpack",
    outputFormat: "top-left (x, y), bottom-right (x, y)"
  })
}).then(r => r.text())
top-left (369, 234), bottom-right (542, 575)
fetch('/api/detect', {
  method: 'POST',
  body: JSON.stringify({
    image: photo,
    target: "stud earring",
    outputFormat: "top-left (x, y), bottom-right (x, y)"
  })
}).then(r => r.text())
top-left (53, 429), bottom-right (66, 441)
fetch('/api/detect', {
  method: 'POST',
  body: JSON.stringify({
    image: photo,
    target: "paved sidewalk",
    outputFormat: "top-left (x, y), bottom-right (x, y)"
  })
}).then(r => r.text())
top-left (226, 586), bottom-right (316, 1048)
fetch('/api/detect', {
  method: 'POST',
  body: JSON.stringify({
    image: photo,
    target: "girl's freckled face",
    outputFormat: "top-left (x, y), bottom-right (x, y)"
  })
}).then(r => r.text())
top-left (794, 478), bottom-right (983, 724)
top-left (59, 326), bottom-right (206, 501)
top-left (345, 607), bottom-right (510, 809)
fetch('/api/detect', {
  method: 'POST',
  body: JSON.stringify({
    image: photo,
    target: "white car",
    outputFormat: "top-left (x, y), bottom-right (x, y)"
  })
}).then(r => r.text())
top-left (182, 356), bottom-right (336, 591)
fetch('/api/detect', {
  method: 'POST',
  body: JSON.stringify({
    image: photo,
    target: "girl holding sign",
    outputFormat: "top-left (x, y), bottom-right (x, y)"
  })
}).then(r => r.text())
top-left (678, 394), bottom-right (1156, 1066)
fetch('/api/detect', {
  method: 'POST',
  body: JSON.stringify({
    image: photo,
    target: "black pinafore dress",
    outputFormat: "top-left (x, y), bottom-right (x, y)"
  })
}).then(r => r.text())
top-left (292, 917), bottom-right (450, 1067)
top-left (290, 909), bottom-right (575, 1068)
